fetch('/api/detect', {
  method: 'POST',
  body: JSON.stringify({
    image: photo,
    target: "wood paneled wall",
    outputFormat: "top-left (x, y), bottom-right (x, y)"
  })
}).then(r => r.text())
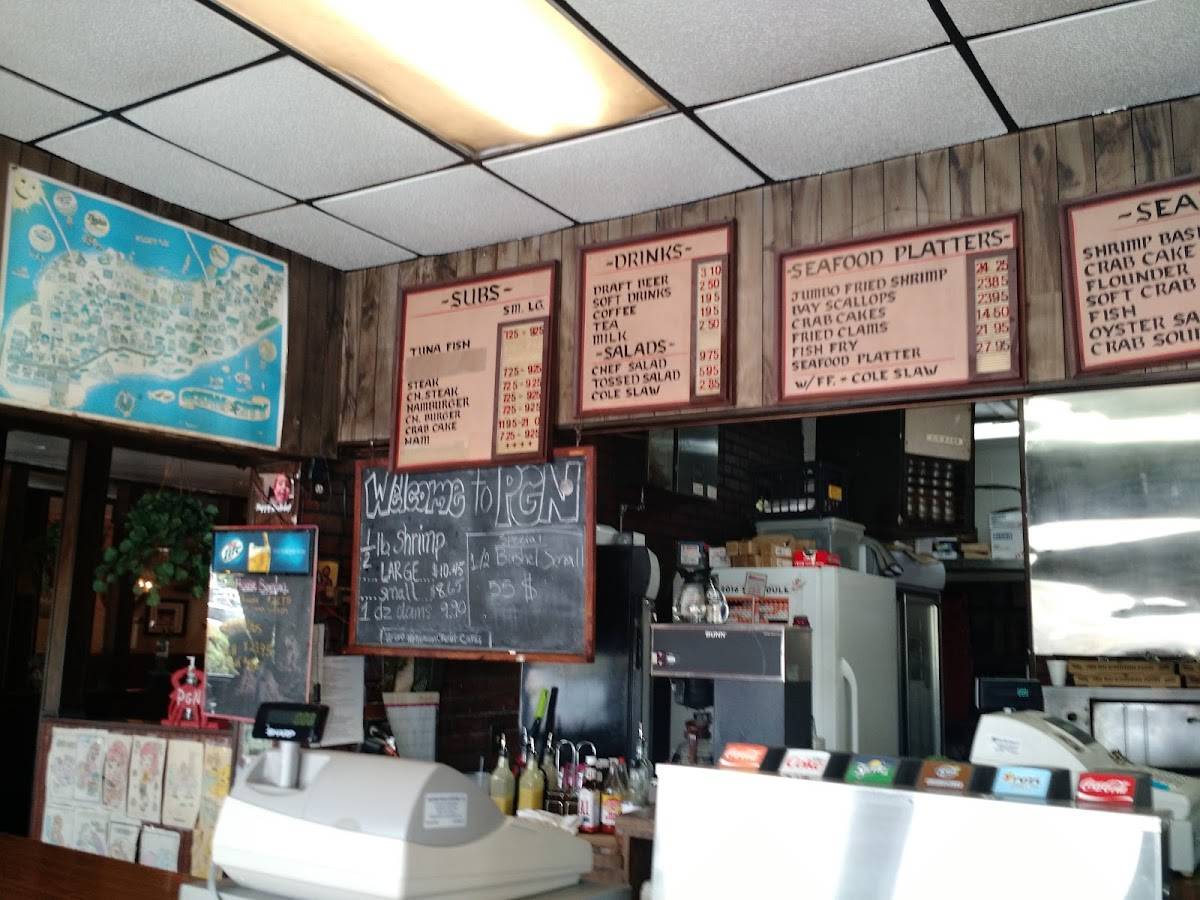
top-left (336, 95), bottom-right (1200, 445)
top-left (0, 137), bottom-right (343, 460)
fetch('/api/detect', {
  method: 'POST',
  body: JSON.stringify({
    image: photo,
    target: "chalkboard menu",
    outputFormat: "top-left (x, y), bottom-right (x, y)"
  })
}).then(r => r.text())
top-left (391, 264), bottom-right (555, 473)
top-left (1062, 178), bottom-right (1200, 374)
top-left (349, 447), bottom-right (595, 662)
top-left (204, 526), bottom-right (317, 722)
top-left (578, 223), bottom-right (735, 417)
top-left (778, 216), bottom-right (1021, 403)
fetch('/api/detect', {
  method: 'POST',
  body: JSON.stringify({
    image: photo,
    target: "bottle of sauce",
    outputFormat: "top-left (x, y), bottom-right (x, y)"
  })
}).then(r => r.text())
top-left (578, 756), bottom-right (601, 834)
top-left (517, 734), bottom-right (546, 812)
top-left (601, 758), bottom-right (623, 834)
top-left (540, 730), bottom-right (559, 793)
top-left (489, 734), bottom-right (515, 815)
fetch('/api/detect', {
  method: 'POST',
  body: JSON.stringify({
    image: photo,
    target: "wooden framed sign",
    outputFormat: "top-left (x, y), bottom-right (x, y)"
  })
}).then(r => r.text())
top-left (578, 223), bottom-right (735, 417)
top-left (1061, 178), bottom-right (1200, 375)
top-left (778, 215), bottom-right (1021, 403)
top-left (391, 263), bottom-right (555, 472)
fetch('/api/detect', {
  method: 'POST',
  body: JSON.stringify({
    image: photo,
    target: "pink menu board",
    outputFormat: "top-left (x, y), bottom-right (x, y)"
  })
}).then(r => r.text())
top-left (578, 223), bottom-right (735, 417)
top-left (392, 264), bottom-right (555, 472)
top-left (1062, 178), bottom-right (1200, 374)
top-left (778, 216), bottom-right (1021, 403)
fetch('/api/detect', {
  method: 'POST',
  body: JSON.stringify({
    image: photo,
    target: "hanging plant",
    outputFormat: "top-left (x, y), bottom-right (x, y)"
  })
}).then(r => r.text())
top-left (93, 492), bottom-right (218, 607)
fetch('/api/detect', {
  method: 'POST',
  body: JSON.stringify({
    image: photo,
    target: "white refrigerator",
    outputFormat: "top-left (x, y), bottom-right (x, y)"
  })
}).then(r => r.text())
top-left (713, 566), bottom-right (899, 756)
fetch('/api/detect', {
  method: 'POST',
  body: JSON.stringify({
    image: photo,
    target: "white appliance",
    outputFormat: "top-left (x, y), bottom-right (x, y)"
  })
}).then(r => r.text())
top-left (712, 566), bottom-right (898, 755)
top-left (189, 749), bottom-right (594, 900)
top-left (971, 709), bottom-right (1200, 874)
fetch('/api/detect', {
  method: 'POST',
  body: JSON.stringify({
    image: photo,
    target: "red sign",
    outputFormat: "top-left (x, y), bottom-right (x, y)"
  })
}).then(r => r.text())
top-left (778, 216), bottom-right (1021, 404)
top-left (1077, 773), bottom-right (1139, 805)
top-left (1062, 178), bottom-right (1200, 374)
top-left (778, 748), bottom-right (830, 778)
top-left (718, 742), bottom-right (768, 770)
top-left (578, 224), bottom-right (735, 417)
top-left (392, 264), bottom-right (555, 472)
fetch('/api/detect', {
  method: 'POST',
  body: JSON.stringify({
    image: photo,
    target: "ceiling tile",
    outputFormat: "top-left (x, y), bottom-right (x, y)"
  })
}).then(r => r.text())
top-left (0, 0), bottom-right (272, 109)
top-left (971, 0), bottom-right (1200, 127)
top-left (698, 48), bottom-right (1005, 180)
top-left (231, 205), bottom-right (414, 271)
top-left (38, 120), bottom-right (289, 220)
top-left (484, 116), bottom-right (761, 222)
top-left (317, 166), bottom-right (571, 256)
top-left (0, 70), bottom-right (95, 142)
top-left (126, 57), bottom-right (461, 199)
top-left (567, 0), bottom-right (945, 106)
top-left (942, 0), bottom-right (1126, 36)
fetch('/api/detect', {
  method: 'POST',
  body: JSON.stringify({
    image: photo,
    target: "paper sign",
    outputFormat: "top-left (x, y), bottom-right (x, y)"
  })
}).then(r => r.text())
top-left (1063, 179), bottom-right (1200, 373)
top-left (779, 217), bottom-right (1020, 402)
top-left (138, 826), bottom-right (181, 872)
top-left (127, 736), bottom-right (167, 823)
top-left (108, 821), bottom-right (140, 863)
top-left (313, 655), bottom-right (365, 747)
top-left (162, 739), bottom-right (204, 829)
top-left (73, 809), bottom-right (109, 855)
top-left (101, 734), bottom-right (132, 812)
top-left (579, 224), bottom-right (734, 417)
top-left (74, 729), bottom-right (106, 804)
top-left (190, 743), bottom-right (233, 879)
top-left (393, 264), bottom-right (554, 471)
top-left (41, 803), bottom-right (74, 847)
top-left (45, 728), bottom-right (78, 804)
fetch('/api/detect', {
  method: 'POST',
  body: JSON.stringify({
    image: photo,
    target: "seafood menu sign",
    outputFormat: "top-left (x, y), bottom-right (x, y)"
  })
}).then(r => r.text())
top-left (1062, 178), bottom-right (1200, 373)
top-left (778, 216), bottom-right (1021, 403)
top-left (578, 223), bottom-right (735, 416)
top-left (0, 166), bottom-right (287, 447)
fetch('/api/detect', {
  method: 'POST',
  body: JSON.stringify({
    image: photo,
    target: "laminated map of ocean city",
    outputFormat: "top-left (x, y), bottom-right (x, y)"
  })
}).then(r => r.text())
top-left (0, 166), bottom-right (288, 448)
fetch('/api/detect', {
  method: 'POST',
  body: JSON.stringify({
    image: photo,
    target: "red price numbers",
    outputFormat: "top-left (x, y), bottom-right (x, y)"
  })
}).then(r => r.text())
top-left (699, 378), bottom-right (721, 393)
top-left (698, 349), bottom-right (720, 362)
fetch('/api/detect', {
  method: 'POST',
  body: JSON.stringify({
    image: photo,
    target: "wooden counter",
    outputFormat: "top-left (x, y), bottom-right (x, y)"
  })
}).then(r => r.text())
top-left (0, 834), bottom-right (186, 900)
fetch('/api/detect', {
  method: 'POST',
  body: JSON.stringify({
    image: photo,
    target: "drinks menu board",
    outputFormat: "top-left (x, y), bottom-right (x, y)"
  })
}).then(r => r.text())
top-left (1062, 178), bottom-right (1200, 374)
top-left (578, 223), bottom-right (735, 416)
top-left (392, 264), bottom-right (555, 472)
top-left (778, 216), bottom-right (1021, 403)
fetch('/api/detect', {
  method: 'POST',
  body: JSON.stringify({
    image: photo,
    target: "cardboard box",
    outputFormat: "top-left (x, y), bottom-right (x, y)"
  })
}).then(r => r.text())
top-left (708, 547), bottom-right (730, 568)
top-left (990, 510), bottom-right (1024, 560)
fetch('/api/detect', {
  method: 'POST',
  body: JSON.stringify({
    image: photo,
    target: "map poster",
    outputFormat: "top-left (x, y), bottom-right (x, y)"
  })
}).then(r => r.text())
top-left (578, 223), bottom-right (735, 417)
top-left (391, 263), bottom-right (555, 473)
top-left (0, 166), bottom-right (288, 448)
top-left (1062, 178), bottom-right (1200, 374)
top-left (778, 215), bottom-right (1021, 403)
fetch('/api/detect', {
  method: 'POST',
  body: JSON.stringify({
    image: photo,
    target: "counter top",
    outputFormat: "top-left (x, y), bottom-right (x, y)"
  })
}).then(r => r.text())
top-left (613, 808), bottom-right (655, 841)
top-left (0, 834), bottom-right (186, 899)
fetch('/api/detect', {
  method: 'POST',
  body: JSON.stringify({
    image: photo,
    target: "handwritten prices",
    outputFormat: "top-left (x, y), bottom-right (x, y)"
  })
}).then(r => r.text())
top-left (579, 224), bottom-right (734, 416)
top-left (779, 216), bottom-right (1020, 402)
top-left (393, 265), bottom-right (555, 471)
top-left (1064, 180), bottom-right (1200, 373)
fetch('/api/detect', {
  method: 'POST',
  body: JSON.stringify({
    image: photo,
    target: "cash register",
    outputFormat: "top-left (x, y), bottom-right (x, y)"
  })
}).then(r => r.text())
top-left (182, 703), bottom-right (616, 900)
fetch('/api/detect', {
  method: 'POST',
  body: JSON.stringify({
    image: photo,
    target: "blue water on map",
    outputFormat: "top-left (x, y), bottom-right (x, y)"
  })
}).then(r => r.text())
top-left (0, 171), bottom-right (287, 448)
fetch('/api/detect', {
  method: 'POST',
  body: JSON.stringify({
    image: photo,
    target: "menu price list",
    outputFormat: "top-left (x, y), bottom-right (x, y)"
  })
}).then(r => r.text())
top-left (579, 224), bottom-right (734, 416)
top-left (779, 216), bottom-right (1020, 402)
top-left (393, 265), bottom-right (554, 472)
top-left (1065, 180), bottom-right (1200, 373)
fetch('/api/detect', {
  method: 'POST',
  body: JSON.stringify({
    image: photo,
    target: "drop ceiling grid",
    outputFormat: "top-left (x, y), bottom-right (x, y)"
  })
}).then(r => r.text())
top-left (0, 70), bottom-right (96, 143)
top-left (231, 203), bottom-right (416, 271)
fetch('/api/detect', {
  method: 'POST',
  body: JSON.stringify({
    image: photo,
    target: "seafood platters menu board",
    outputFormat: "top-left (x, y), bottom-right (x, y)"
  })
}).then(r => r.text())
top-left (778, 216), bottom-right (1022, 403)
top-left (578, 223), bottom-right (735, 416)
top-left (392, 264), bottom-right (555, 472)
top-left (1062, 178), bottom-right (1200, 374)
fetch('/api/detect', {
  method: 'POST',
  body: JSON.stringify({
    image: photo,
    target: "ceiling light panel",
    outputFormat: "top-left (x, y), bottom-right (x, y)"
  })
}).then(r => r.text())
top-left (0, 0), bottom-right (272, 110)
top-left (941, 0), bottom-right (1126, 36)
top-left (971, 0), bottom-right (1200, 127)
top-left (125, 58), bottom-right (460, 199)
top-left (231, 204), bottom-right (415, 271)
top-left (698, 48), bottom-right (1005, 181)
top-left (0, 70), bottom-right (95, 142)
top-left (485, 114), bottom-right (761, 222)
top-left (38, 120), bottom-right (289, 220)
top-left (218, 0), bottom-right (666, 155)
top-left (567, 0), bottom-right (946, 107)
top-left (317, 166), bottom-right (571, 256)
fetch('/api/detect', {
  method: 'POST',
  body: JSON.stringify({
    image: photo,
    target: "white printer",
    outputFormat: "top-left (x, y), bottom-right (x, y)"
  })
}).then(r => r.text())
top-left (183, 703), bottom-right (602, 900)
top-left (971, 709), bottom-right (1200, 875)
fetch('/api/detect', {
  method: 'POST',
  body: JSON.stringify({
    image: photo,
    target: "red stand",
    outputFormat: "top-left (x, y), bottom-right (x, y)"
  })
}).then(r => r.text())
top-left (161, 665), bottom-right (221, 729)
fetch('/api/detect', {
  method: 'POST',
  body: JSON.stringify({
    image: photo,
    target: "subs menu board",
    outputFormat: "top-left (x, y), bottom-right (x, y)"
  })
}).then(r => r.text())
top-left (204, 526), bottom-right (317, 721)
top-left (1062, 178), bottom-right (1200, 374)
top-left (778, 216), bottom-right (1021, 402)
top-left (349, 447), bottom-right (595, 662)
top-left (392, 264), bottom-right (555, 472)
top-left (578, 223), bottom-right (734, 416)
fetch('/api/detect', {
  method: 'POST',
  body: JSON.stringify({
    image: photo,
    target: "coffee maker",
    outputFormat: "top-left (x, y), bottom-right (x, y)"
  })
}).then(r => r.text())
top-left (671, 541), bottom-right (728, 625)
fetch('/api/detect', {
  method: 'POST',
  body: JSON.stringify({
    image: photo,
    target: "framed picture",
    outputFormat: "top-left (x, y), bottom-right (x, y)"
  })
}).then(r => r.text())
top-left (145, 600), bottom-right (187, 637)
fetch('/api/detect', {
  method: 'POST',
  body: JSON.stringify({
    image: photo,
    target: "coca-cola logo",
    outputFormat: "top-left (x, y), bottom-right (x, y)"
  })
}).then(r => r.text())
top-left (1079, 775), bottom-right (1135, 802)
top-left (719, 743), bottom-right (767, 768)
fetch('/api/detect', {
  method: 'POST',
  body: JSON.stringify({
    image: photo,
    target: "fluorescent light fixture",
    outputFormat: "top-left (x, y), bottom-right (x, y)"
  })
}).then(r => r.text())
top-left (973, 420), bottom-right (1019, 441)
top-left (1028, 516), bottom-right (1200, 553)
top-left (219, 0), bottom-right (666, 154)
top-left (1025, 397), bottom-right (1200, 444)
